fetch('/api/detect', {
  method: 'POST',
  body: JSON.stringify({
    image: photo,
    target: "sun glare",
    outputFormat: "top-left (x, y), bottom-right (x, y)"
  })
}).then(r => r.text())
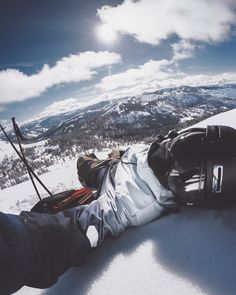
top-left (97, 24), bottom-right (117, 44)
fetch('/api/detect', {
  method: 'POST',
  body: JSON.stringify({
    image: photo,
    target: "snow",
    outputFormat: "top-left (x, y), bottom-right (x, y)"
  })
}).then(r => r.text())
top-left (1, 109), bottom-right (236, 294)
top-left (193, 108), bottom-right (236, 129)
top-left (0, 139), bottom-right (14, 161)
top-left (202, 87), bottom-right (236, 99)
top-left (0, 159), bottom-right (79, 214)
top-left (0, 138), bottom-right (47, 163)
top-left (42, 207), bottom-right (236, 295)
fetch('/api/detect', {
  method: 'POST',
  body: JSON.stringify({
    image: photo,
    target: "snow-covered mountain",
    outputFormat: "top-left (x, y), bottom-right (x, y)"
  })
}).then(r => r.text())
top-left (1, 84), bottom-right (236, 189)
top-left (1, 108), bottom-right (236, 295)
top-left (9, 84), bottom-right (236, 142)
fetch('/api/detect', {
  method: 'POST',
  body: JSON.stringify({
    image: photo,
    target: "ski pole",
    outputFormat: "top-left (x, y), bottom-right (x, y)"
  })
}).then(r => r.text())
top-left (11, 118), bottom-right (42, 201)
top-left (0, 123), bottom-right (53, 197)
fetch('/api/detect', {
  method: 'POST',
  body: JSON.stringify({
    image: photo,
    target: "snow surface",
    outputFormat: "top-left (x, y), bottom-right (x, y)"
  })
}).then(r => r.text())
top-left (0, 139), bottom-right (48, 163)
top-left (1, 109), bottom-right (236, 295)
top-left (0, 139), bottom-right (15, 161)
top-left (193, 108), bottom-right (236, 129)
top-left (202, 87), bottom-right (236, 99)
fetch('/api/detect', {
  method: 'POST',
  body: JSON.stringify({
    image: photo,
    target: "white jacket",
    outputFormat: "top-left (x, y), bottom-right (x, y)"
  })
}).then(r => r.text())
top-left (75, 144), bottom-right (178, 247)
top-left (112, 144), bottom-right (177, 226)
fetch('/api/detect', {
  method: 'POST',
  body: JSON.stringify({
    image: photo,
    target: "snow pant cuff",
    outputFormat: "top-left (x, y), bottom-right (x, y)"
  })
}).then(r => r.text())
top-left (0, 212), bottom-right (36, 294)
top-left (20, 210), bottom-right (91, 289)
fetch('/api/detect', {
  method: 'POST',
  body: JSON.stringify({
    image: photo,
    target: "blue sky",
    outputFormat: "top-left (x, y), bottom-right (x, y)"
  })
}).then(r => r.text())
top-left (0, 0), bottom-right (236, 124)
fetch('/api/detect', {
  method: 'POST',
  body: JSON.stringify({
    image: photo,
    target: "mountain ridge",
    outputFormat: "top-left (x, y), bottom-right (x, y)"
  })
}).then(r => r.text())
top-left (19, 83), bottom-right (236, 142)
top-left (1, 83), bottom-right (236, 189)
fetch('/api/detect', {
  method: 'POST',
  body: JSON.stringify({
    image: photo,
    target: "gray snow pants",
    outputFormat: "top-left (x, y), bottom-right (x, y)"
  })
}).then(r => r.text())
top-left (75, 154), bottom-right (131, 246)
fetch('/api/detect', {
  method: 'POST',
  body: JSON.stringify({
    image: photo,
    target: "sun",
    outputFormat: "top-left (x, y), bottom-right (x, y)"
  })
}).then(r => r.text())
top-left (97, 24), bottom-right (117, 44)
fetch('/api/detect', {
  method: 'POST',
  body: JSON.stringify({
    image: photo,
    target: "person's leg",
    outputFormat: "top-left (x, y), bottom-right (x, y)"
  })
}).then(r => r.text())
top-left (108, 148), bottom-right (124, 159)
top-left (0, 212), bottom-right (35, 294)
top-left (0, 210), bottom-right (91, 293)
top-left (77, 154), bottom-right (115, 190)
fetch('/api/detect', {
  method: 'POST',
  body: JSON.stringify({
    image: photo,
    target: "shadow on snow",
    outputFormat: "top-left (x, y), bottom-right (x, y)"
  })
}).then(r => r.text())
top-left (44, 206), bottom-right (236, 295)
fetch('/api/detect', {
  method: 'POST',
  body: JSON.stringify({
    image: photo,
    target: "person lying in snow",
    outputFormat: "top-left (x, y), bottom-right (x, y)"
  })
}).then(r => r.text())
top-left (1, 125), bottom-right (236, 294)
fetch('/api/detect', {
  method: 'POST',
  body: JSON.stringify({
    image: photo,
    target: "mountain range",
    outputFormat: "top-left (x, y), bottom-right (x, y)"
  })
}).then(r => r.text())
top-left (1, 83), bottom-right (236, 189)
top-left (15, 83), bottom-right (236, 143)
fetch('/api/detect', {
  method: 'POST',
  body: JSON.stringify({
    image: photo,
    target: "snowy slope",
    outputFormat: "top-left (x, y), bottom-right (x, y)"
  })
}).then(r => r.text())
top-left (193, 108), bottom-right (236, 129)
top-left (0, 139), bottom-right (14, 161)
top-left (5, 84), bottom-right (235, 142)
top-left (1, 110), bottom-right (236, 295)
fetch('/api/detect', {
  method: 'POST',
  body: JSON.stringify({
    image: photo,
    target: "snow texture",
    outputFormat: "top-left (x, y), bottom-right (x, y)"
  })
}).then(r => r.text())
top-left (1, 109), bottom-right (236, 295)
top-left (193, 108), bottom-right (236, 129)
top-left (0, 139), bottom-right (15, 161)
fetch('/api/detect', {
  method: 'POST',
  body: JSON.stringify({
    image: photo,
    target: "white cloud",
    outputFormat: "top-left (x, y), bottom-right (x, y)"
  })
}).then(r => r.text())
top-left (160, 72), bottom-right (236, 88)
top-left (96, 58), bottom-right (236, 99)
top-left (102, 71), bottom-right (236, 99)
top-left (98, 0), bottom-right (236, 45)
top-left (35, 95), bottom-right (105, 120)
top-left (171, 40), bottom-right (204, 61)
top-left (34, 65), bottom-right (236, 120)
top-left (0, 51), bottom-right (121, 104)
top-left (38, 98), bottom-right (87, 118)
top-left (98, 59), bottom-right (174, 91)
